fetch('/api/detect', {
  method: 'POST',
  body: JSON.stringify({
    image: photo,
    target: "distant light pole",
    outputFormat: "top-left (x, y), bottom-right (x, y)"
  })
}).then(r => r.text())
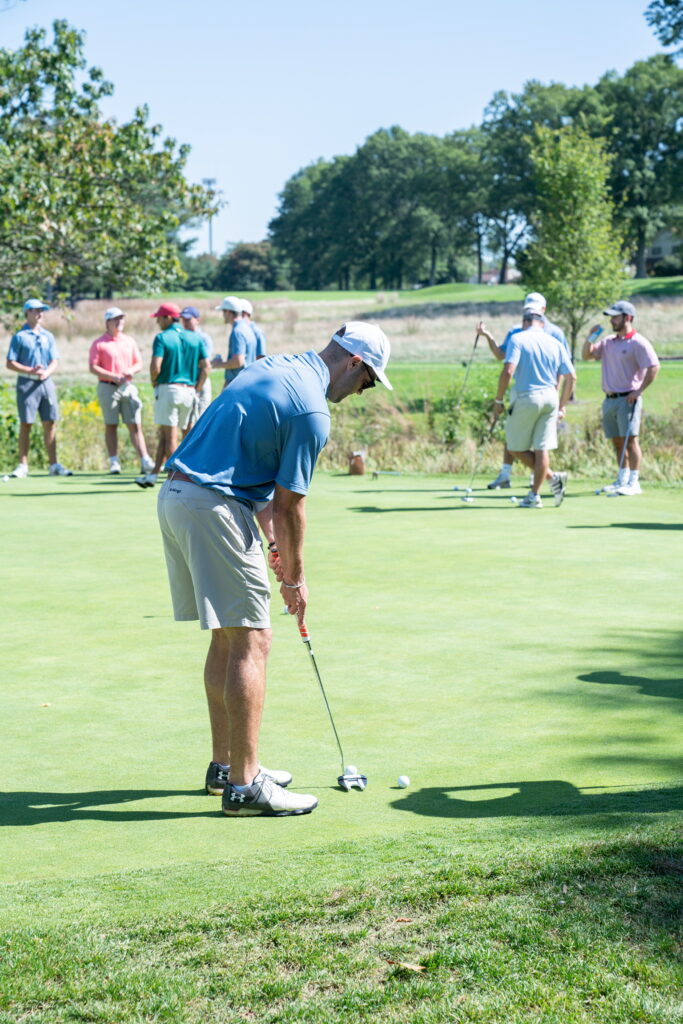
top-left (202, 178), bottom-right (217, 256)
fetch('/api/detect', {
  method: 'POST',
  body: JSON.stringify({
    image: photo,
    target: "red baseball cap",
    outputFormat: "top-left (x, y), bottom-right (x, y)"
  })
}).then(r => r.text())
top-left (150, 302), bottom-right (181, 318)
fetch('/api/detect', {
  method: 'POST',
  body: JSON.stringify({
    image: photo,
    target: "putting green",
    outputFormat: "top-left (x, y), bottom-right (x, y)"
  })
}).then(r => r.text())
top-left (1, 472), bottom-right (681, 897)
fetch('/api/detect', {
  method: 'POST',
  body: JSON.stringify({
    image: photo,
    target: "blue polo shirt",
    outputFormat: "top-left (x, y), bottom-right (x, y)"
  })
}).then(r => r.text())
top-left (224, 319), bottom-right (257, 384)
top-left (167, 350), bottom-right (331, 510)
top-left (7, 324), bottom-right (58, 370)
top-left (501, 316), bottom-right (571, 361)
top-left (504, 327), bottom-right (574, 393)
top-left (195, 326), bottom-right (214, 361)
top-left (252, 321), bottom-right (267, 358)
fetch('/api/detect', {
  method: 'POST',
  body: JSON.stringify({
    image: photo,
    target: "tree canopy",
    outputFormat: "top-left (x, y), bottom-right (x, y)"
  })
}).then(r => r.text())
top-left (0, 20), bottom-right (215, 311)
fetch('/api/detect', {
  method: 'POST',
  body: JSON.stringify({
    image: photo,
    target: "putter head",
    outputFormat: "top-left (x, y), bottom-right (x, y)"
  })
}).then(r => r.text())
top-left (338, 772), bottom-right (368, 791)
top-left (462, 495), bottom-right (474, 503)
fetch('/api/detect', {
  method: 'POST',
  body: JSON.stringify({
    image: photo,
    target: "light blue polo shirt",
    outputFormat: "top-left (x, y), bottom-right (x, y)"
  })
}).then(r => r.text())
top-left (7, 324), bottom-right (58, 371)
top-left (504, 327), bottom-right (574, 393)
top-left (501, 316), bottom-right (571, 361)
top-left (224, 319), bottom-right (257, 384)
top-left (252, 321), bottom-right (267, 358)
top-left (195, 326), bottom-right (214, 361)
top-left (167, 350), bottom-right (331, 510)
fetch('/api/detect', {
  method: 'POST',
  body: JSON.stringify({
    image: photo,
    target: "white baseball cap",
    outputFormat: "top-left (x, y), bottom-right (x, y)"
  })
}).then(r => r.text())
top-left (104, 306), bottom-right (125, 320)
top-left (215, 296), bottom-right (242, 312)
top-left (332, 321), bottom-right (392, 390)
top-left (524, 291), bottom-right (546, 308)
top-left (240, 299), bottom-right (253, 315)
top-left (523, 301), bottom-right (545, 317)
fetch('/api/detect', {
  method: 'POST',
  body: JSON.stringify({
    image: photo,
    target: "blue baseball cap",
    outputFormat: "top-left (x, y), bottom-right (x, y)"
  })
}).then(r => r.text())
top-left (180, 306), bottom-right (200, 319)
top-left (23, 299), bottom-right (50, 311)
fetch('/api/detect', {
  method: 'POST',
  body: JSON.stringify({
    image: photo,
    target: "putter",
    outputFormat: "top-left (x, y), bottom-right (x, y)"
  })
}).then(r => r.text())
top-left (605, 404), bottom-right (636, 498)
top-left (450, 330), bottom-right (480, 440)
top-left (459, 417), bottom-right (499, 503)
top-left (298, 623), bottom-right (367, 791)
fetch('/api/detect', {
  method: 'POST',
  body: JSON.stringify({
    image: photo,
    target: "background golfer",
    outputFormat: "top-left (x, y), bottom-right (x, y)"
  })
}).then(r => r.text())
top-left (582, 300), bottom-right (659, 496)
top-left (158, 321), bottom-right (392, 818)
top-left (490, 305), bottom-right (576, 508)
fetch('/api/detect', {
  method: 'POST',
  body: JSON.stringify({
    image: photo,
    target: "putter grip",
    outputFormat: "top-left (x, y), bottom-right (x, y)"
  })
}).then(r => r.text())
top-left (299, 623), bottom-right (310, 642)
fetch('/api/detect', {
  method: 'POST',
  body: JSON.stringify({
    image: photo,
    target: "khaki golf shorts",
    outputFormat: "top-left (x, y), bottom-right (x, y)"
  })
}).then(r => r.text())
top-left (97, 381), bottom-right (142, 425)
top-left (157, 477), bottom-right (270, 630)
top-left (154, 383), bottom-right (196, 429)
top-left (505, 387), bottom-right (559, 451)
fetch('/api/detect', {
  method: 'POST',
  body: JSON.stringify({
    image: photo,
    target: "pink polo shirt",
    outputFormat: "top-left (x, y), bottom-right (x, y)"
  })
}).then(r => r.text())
top-left (89, 332), bottom-right (142, 378)
top-left (592, 331), bottom-right (659, 393)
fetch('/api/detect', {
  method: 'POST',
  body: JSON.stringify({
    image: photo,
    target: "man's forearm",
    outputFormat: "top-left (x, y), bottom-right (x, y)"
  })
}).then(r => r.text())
top-left (273, 496), bottom-right (306, 584)
top-left (636, 366), bottom-right (659, 395)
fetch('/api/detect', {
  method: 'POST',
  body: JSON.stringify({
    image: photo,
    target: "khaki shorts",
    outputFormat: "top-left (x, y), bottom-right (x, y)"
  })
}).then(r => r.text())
top-left (97, 381), bottom-right (142, 425)
top-left (157, 477), bottom-right (270, 630)
top-left (505, 388), bottom-right (559, 451)
top-left (154, 383), bottom-right (196, 428)
top-left (602, 394), bottom-right (642, 438)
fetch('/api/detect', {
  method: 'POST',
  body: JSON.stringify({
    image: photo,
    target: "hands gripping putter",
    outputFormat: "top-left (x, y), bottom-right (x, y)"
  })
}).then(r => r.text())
top-left (298, 623), bottom-right (367, 791)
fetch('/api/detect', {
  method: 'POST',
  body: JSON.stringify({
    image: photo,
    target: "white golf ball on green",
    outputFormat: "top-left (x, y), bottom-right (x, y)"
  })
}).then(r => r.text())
top-left (397, 775), bottom-right (410, 789)
top-left (345, 765), bottom-right (358, 776)
top-left (510, 496), bottom-right (518, 504)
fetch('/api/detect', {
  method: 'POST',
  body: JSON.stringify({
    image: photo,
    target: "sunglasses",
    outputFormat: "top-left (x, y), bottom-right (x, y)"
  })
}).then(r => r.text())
top-left (360, 362), bottom-right (377, 391)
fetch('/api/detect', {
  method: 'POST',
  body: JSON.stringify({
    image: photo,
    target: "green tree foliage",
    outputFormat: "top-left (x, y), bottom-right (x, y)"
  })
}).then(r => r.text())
top-left (215, 242), bottom-right (281, 291)
top-left (0, 20), bottom-right (215, 309)
top-left (645, 0), bottom-right (683, 51)
top-left (595, 56), bottom-right (683, 277)
top-left (519, 125), bottom-right (626, 359)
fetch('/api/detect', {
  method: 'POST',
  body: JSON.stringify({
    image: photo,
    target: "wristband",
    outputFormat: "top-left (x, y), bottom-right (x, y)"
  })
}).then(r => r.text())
top-left (268, 542), bottom-right (278, 553)
top-left (282, 580), bottom-right (305, 589)
top-left (494, 399), bottom-right (504, 405)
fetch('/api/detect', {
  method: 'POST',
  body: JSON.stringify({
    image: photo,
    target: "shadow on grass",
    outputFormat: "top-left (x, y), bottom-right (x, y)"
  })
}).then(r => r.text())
top-left (569, 522), bottom-right (683, 531)
top-left (0, 789), bottom-right (220, 826)
top-left (579, 670), bottom-right (683, 701)
top-left (391, 779), bottom-right (683, 819)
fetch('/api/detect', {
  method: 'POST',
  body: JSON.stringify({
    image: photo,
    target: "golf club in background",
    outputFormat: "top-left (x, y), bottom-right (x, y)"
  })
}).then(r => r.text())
top-left (597, 403), bottom-right (636, 497)
top-left (449, 329), bottom-right (480, 423)
top-left (298, 622), bottom-right (367, 791)
top-left (455, 416), bottom-right (500, 503)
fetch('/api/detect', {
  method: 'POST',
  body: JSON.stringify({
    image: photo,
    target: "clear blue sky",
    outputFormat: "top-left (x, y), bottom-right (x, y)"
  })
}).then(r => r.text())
top-left (0, 0), bottom-right (665, 255)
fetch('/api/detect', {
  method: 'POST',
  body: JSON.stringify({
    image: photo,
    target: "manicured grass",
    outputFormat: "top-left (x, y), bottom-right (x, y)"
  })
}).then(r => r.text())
top-left (165, 276), bottom-right (683, 306)
top-left (1, 473), bottom-right (681, 1020)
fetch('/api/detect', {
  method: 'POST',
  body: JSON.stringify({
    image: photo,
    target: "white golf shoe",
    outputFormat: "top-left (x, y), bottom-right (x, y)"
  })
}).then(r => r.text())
top-left (49, 462), bottom-right (73, 476)
top-left (222, 771), bottom-right (317, 817)
top-left (487, 470), bottom-right (511, 490)
top-left (616, 480), bottom-right (642, 496)
top-left (10, 464), bottom-right (28, 478)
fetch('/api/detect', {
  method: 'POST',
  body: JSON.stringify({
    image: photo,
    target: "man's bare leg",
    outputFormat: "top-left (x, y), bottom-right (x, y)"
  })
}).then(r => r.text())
top-left (204, 626), bottom-right (272, 785)
top-left (126, 422), bottom-right (150, 460)
top-left (611, 436), bottom-right (631, 471)
top-left (17, 422), bottom-right (31, 466)
top-left (42, 420), bottom-right (57, 464)
top-left (512, 449), bottom-right (553, 491)
top-left (105, 424), bottom-right (118, 458)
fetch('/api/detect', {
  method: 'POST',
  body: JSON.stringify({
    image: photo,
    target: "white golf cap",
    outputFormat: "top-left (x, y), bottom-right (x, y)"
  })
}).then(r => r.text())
top-left (215, 296), bottom-right (242, 312)
top-left (104, 306), bottom-right (125, 320)
top-left (332, 321), bottom-right (392, 390)
top-left (525, 291), bottom-right (546, 308)
top-left (240, 299), bottom-right (253, 315)
top-left (523, 300), bottom-right (545, 316)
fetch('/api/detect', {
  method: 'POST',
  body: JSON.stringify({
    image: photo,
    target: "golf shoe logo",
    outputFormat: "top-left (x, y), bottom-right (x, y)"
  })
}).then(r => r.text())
top-left (229, 790), bottom-right (247, 803)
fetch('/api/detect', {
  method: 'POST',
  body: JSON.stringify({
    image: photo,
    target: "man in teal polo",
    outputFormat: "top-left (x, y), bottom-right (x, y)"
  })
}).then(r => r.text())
top-left (136, 302), bottom-right (210, 488)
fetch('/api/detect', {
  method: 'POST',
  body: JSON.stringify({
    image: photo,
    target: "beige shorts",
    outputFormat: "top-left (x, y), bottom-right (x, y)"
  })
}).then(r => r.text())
top-left (157, 477), bottom-right (270, 630)
top-left (97, 381), bottom-right (142, 425)
top-left (505, 388), bottom-right (559, 451)
top-left (154, 383), bottom-right (196, 428)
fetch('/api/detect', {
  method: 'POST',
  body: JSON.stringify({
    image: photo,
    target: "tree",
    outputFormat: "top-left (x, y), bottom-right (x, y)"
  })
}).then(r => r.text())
top-left (645, 0), bottom-right (683, 52)
top-left (0, 20), bottom-right (215, 310)
top-left (595, 56), bottom-right (683, 277)
top-left (519, 125), bottom-right (626, 360)
top-left (215, 242), bottom-right (281, 291)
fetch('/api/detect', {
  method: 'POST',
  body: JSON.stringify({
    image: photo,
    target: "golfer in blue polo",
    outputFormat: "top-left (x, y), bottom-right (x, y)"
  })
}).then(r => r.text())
top-left (5, 299), bottom-right (72, 478)
top-left (157, 322), bottom-right (392, 818)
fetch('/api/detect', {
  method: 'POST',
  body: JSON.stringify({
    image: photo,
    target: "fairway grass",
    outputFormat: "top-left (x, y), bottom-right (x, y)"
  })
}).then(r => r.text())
top-left (1, 473), bottom-right (681, 1020)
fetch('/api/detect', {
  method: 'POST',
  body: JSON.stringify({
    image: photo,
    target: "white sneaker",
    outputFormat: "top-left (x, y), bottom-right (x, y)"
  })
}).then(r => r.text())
top-left (519, 491), bottom-right (543, 508)
top-left (140, 455), bottom-right (155, 473)
top-left (616, 481), bottom-right (642, 496)
top-left (49, 462), bottom-right (73, 476)
top-left (487, 470), bottom-right (511, 490)
top-left (550, 471), bottom-right (568, 507)
top-left (222, 771), bottom-right (317, 817)
top-left (109, 458), bottom-right (122, 475)
top-left (135, 473), bottom-right (156, 489)
top-left (10, 464), bottom-right (28, 478)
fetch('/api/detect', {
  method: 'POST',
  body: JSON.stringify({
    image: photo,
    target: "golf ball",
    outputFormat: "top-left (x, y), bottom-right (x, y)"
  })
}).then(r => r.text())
top-left (397, 775), bottom-right (410, 788)
top-left (510, 496), bottom-right (518, 504)
top-left (465, 487), bottom-right (473, 494)
top-left (345, 764), bottom-right (358, 776)
top-left (2, 475), bottom-right (8, 482)
top-left (463, 496), bottom-right (474, 503)
top-left (594, 488), bottom-right (602, 495)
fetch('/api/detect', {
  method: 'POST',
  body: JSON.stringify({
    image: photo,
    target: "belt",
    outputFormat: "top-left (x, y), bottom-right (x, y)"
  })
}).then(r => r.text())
top-left (101, 380), bottom-right (119, 386)
top-left (168, 471), bottom-right (195, 484)
top-left (605, 391), bottom-right (632, 399)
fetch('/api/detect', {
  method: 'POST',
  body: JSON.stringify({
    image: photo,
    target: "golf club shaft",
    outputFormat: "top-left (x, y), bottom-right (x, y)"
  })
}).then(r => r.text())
top-left (299, 623), bottom-right (345, 772)
top-left (618, 403), bottom-right (636, 473)
top-left (467, 417), bottom-right (498, 490)
top-left (451, 331), bottom-right (480, 417)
